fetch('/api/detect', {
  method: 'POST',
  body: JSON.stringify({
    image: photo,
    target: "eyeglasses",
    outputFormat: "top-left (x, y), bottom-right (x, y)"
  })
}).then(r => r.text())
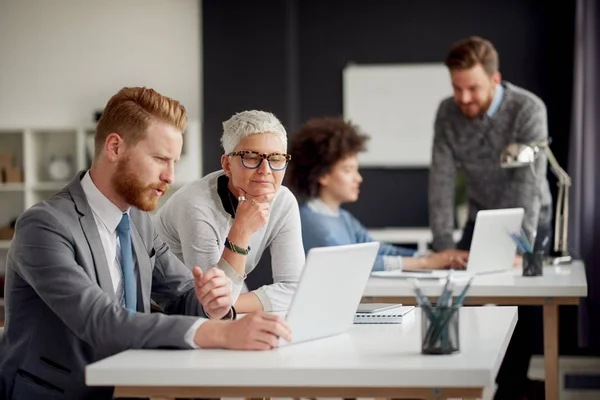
top-left (228, 151), bottom-right (291, 171)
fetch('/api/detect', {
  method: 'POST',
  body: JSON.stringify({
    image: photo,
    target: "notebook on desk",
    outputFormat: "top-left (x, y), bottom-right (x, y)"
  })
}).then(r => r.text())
top-left (356, 303), bottom-right (402, 313)
top-left (354, 304), bottom-right (415, 324)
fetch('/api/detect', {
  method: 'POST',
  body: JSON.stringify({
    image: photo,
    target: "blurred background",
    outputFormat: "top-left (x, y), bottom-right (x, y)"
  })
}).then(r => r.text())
top-left (1, 0), bottom-right (596, 397)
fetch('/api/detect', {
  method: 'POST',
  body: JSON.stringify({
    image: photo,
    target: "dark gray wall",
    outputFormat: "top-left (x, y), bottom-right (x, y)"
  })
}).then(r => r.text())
top-left (203, 0), bottom-right (583, 355)
top-left (203, 0), bottom-right (575, 228)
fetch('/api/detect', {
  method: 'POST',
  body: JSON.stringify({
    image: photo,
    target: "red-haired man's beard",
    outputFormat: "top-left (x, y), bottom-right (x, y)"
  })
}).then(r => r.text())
top-left (112, 158), bottom-right (169, 212)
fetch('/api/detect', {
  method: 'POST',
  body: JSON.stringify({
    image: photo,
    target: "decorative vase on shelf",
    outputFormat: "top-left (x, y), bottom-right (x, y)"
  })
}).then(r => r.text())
top-left (48, 155), bottom-right (72, 182)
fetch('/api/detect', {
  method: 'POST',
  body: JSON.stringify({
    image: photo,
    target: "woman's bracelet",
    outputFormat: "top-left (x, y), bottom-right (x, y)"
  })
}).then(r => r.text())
top-left (224, 237), bottom-right (251, 255)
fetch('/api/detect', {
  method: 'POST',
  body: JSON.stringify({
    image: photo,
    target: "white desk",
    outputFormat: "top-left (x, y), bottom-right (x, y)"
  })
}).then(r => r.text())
top-left (363, 261), bottom-right (589, 400)
top-left (368, 227), bottom-right (462, 253)
top-left (86, 307), bottom-right (518, 400)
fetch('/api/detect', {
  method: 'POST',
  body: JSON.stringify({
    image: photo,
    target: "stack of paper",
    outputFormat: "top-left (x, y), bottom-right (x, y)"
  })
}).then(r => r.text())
top-left (354, 303), bottom-right (415, 324)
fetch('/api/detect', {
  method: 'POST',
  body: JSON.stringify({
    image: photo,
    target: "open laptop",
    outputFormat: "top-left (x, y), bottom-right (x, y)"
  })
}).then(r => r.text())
top-left (279, 241), bottom-right (380, 347)
top-left (371, 207), bottom-right (524, 279)
top-left (463, 207), bottom-right (525, 275)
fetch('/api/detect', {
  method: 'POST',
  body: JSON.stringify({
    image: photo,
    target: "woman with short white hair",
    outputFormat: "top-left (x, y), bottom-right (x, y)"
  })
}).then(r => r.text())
top-left (154, 110), bottom-right (305, 314)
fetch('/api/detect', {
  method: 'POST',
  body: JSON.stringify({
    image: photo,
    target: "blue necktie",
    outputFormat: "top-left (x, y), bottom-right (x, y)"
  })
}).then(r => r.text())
top-left (116, 213), bottom-right (137, 312)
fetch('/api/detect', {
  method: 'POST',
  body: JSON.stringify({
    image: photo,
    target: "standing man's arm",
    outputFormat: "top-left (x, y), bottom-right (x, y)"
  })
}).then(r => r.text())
top-left (504, 100), bottom-right (549, 243)
top-left (429, 109), bottom-right (458, 251)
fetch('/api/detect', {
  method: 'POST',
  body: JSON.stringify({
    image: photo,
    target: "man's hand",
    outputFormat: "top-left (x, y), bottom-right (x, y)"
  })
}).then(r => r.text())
top-left (194, 311), bottom-right (292, 350)
top-left (193, 266), bottom-right (232, 320)
top-left (222, 311), bottom-right (292, 350)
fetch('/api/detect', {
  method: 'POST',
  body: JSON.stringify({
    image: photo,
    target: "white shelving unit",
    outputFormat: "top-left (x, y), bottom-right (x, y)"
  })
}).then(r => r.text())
top-left (0, 121), bottom-right (202, 276)
top-left (0, 127), bottom-right (93, 212)
top-left (0, 127), bottom-right (96, 275)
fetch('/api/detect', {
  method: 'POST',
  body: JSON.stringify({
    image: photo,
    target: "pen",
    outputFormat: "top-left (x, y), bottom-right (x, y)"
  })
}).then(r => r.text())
top-left (452, 276), bottom-right (475, 307)
top-left (437, 273), bottom-right (454, 307)
top-left (410, 279), bottom-right (435, 320)
top-left (423, 275), bottom-right (451, 346)
top-left (509, 233), bottom-right (528, 253)
top-left (519, 228), bottom-right (534, 252)
top-left (410, 279), bottom-right (433, 307)
top-left (431, 277), bottom-right (473, 348)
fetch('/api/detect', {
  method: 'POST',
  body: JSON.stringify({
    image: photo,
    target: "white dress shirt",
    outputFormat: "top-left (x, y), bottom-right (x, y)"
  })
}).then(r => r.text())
top-left (80, 172), bottom-right (204, 348)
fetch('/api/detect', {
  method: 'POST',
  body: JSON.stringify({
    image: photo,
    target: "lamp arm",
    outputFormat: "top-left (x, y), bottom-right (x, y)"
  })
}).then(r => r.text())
top-left (526, 142), bottom-right (572, 262)
top-left (543, 146), bottom-right (572, 185)
top-left (562, 185), bottom-right (570, 254)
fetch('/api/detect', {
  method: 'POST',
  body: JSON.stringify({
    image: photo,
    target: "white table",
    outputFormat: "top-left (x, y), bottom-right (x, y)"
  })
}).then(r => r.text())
top-left (368, 227), bottom-right (462, 253)
top-left (363, 261), bottom-right (589, 400)
top-left (86, 307), bottom-right (518, 400)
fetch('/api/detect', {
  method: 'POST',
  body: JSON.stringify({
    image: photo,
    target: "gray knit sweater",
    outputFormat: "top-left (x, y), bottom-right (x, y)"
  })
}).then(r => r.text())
top-left (429, 82), bottom-right (553, 251)
top-left (153, 170), bottom-right (305, 312)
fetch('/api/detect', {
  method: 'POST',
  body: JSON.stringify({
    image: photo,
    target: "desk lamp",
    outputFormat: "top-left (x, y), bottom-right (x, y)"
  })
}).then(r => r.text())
top-left (500, 141), bottom-right (572, 265)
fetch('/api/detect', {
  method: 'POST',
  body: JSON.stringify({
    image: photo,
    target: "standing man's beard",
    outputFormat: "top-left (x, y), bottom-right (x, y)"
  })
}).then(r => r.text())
top-left (112, 158), bottom-right (168, 212)
top-left (458, 87), bottom-right (495, 119)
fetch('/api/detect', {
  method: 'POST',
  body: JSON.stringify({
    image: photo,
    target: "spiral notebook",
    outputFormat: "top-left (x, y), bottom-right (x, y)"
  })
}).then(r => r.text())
top-left (354, 304), bottom-right (415, 324)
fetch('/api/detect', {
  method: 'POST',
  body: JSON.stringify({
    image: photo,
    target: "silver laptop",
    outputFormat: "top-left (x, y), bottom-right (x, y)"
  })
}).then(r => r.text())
top-left (371, 207), bottom-right (524, 279)
top-left (279, 241), bottom-right (380, 347)
top-left (431, 207), bottom-right (525, 277)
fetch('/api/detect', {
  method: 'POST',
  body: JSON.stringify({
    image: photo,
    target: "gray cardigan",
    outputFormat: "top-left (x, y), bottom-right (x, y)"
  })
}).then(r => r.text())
top-left (154, 170), bottom-right (305, 311)
top-left (429, 82), bottom-right (553, 251)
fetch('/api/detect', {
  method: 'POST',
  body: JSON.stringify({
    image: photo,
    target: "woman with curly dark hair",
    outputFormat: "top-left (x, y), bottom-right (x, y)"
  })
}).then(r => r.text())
top-left (286, 116), bottom-right (465, 272)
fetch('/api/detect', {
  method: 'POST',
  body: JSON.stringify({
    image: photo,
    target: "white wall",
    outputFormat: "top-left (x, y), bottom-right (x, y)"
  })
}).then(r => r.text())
top-left (0, 0), bottom-right (201, 127)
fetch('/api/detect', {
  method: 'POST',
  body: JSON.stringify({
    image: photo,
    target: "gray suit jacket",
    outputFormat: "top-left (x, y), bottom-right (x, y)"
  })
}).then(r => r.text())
top-left (0, 171), bottom-right (211, 399)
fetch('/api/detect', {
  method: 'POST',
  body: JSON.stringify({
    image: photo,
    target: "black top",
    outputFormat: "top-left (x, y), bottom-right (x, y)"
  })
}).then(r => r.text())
top-left (217, 174), bottom-right (238, 218)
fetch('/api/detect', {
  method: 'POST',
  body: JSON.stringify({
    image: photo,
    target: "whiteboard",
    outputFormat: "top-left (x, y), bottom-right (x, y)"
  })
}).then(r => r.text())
top-left (342, 63), bottom-right (453, 167)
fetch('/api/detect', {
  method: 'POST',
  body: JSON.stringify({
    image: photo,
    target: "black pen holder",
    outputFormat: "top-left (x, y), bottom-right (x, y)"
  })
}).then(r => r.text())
top-left (523, 251), bottom-right (544, 276)
top-left (421, 306), bottom-right (460, 355)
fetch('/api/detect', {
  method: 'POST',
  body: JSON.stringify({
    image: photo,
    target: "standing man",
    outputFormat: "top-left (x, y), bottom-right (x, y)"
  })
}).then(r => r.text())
top-left (429, 36), bottom-right (552, 400)
top-left (0, 87), bottom-right (291, 400)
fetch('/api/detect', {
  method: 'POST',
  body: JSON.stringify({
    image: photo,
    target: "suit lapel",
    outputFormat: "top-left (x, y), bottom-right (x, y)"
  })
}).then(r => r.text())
top-left (79, 213), bottom-right (117, 300)
top-left (68, 171), bottom-right (116, 301)
top-left (130, 222), bottom-right (151, 313)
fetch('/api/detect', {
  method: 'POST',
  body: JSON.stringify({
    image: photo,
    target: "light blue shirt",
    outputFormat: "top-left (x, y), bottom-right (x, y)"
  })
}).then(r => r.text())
top-left (487, 83), bottom-right (505, 117)
top-left (299, 199), bottom-right (416, 271)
